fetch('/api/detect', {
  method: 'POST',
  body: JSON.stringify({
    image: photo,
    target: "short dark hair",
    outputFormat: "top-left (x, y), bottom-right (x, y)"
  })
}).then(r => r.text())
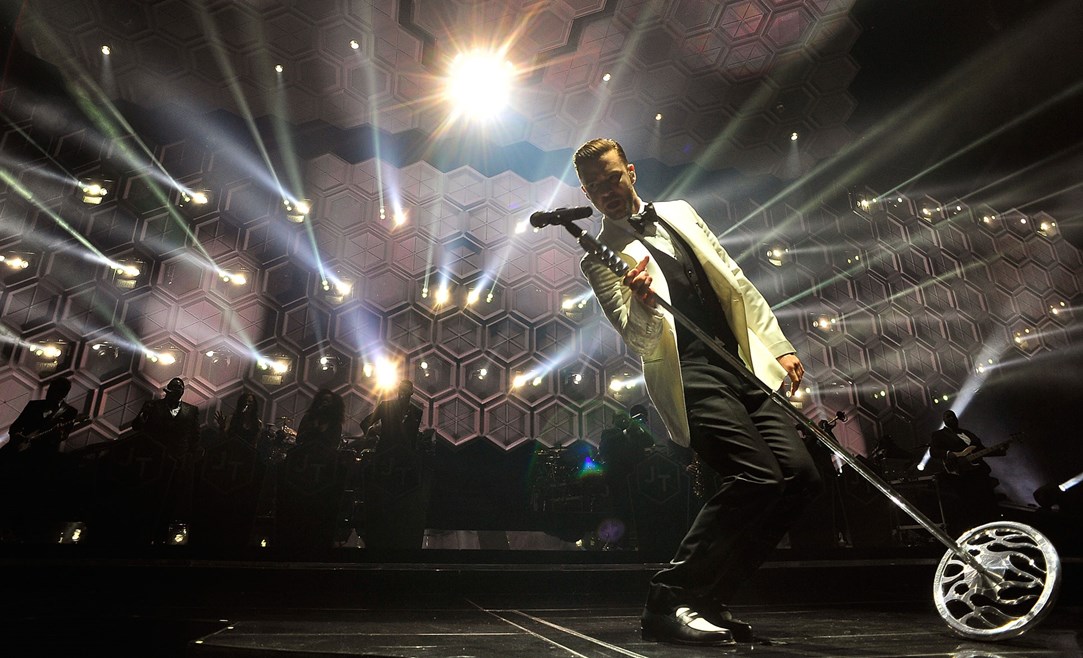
top-left (573, 138), bottom-right (627, 178)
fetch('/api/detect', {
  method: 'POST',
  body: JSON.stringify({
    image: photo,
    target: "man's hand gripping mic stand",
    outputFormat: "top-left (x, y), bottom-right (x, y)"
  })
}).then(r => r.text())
top-left (539, 209), bottom-right (1061, 641)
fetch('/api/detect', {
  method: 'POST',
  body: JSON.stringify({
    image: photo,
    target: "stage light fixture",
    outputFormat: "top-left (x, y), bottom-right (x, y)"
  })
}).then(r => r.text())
top-left (790, 132), bottom-right (799, 141)
top-left (655, 113), bottom-right (663, 121)
top-left (147, 345), bottom-right (180, 366)
top-left (560, 295), bottom-right (590, 321)
top-left (179, 189), bottom-right (211, 209)
top-left (561, 370), bottom-right (584, 387)
top-left (31, 341), bottom-right (65, 362)
top-left (318, 355), bottom-right (340, 373)
top-left (78, 178), bottom-right (112, 205)
top-left (602, 72), bottom-right (611, 82)
top-left (111, 257), bottom-right (145, 289)
top-left (787, 386), bottom-right (804, 409)
top-left (812, 314), bottom-right (838, 331)
top-left (975, 357), bottom-right (996, 374)
top-left (1049, 301), bottom-right (1068, 319)
top-left (320, 275), bottom-right (354, 304)
top-left (945, 202), bottom-right (967, 218)
top-left (1036, 217), bottom-right (1058, 238)
top-left (608, 373), bottom-right (643, 403)
top-left (883, 194), bottom-right (909, 215)
top-left (166, 521), bottom-right (188, 545)
top-left (204, 349), bottom-right (233, 366)
top-left (765, 244), bottom-right (791, 267)
top-left (511, 371), bottom-right (528, 389)
top-left (474, 367), bottom-right (489, 380)
top-left (257, 354), bottom-right (293, 385)
top-left (349, 39), bottom-right (360, 50)
top-left (918, 200), bottom-right (943, 223)
top-left (218, 268), bottom-right (249, 286)
top-left (283, 198), bottom-right (311, 223)
top-left (848, 189), bottom-right (880, 215)
top-left (100, 45), bottom-right (111, 55)
top-left (91, 342), bottom-right (120, 359)
top-left (0, 252), bottom-right (32, 270)
top-left (274, 64), bottom-right (284, 73)
top-left (1013, 327), bottom-right (1037, 351)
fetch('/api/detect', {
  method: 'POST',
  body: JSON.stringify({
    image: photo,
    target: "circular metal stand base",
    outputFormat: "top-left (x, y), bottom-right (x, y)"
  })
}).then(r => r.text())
top-left (933, 521), bottom-right (1061, 641)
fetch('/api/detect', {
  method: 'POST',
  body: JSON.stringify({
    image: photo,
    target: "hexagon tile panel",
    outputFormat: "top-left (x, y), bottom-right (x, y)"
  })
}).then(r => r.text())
top-left (0, 2), bottom-right (1079, 520)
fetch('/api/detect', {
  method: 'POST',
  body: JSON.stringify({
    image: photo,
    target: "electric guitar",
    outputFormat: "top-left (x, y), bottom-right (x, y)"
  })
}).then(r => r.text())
top-left (8, 415), bottom-right (91, 454)
top-left (943, 432), bottom-right (1022, 475)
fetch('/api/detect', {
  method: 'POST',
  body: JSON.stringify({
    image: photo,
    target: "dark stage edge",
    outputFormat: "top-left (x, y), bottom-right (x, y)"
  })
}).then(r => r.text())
top-left (3, 548), bottom-right (1081, 658)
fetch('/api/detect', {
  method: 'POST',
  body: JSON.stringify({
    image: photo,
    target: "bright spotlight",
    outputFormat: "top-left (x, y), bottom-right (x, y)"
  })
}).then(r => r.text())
top-left (790, 132), bottom-right (798, 141)
top-left (370, 356), bottom-right (399, 392)
top-left (812, 315), bottom-right (838, 331)
top-left (0, 252), bottom-right (32, 270)
top-left (445, 50), bottom-right (516, 119)
top-left (257, 354), bottom-right (293, 385)
top-left (602, 72), bottom-right (611, 82)
top-left (179, 190), bottom-right (211, 209)
top-left (466, 288), bottom-right (480, 305)
top-left (655, 113), bottom-right (663, 121)
top-left (765, 244), bottom-right (791, 267)
top-left (101, 45), bottom-right (111, 56)
top-left (511, 372), bottom-right (528, 389)
top-left (392, 210), bottom-right (407, 227)
top-left (349, 39), bottom-right (360, 50)
top-left (1037, 218), bottom-right (1059, 238)
top-left (434, 285), bottom-right (451, 306)
top-left (283, 198), bottom-right (311, 223)
top-left (78, 178), bottom-right (112, 205)
top-left (274, 64), bottom-right (284, 73)
top-left (218, 269), bottom-right (249, 286)
top-left (111, 257), bottom-right (145, 289)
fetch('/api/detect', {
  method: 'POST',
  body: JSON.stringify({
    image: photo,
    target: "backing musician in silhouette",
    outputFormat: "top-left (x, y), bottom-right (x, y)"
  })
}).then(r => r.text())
top-left (929, 410), bottom-right (1002, 536)
top-left (360, 380), bottom-right (423, 451)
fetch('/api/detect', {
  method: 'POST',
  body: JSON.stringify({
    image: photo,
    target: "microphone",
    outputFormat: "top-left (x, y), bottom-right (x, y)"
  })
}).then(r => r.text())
top-left (529, 205), bottom-right (594, 228)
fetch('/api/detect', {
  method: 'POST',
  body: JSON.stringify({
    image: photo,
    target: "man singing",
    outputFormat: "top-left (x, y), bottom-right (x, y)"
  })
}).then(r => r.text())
top-left (574, 138), bottom-right (821, 646)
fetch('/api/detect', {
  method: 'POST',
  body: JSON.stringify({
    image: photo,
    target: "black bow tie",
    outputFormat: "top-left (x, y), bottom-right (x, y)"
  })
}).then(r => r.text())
top-left (628, 203), bottom-right (657, 234)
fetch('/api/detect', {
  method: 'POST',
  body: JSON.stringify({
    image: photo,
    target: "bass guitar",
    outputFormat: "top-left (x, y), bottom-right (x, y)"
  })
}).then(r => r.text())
top-left (943, 432), bottom-right (1022, 474)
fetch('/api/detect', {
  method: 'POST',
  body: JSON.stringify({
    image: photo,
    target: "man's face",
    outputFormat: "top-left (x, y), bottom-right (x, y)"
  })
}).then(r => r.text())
top-left (578, 148), bottom-right (639, 221)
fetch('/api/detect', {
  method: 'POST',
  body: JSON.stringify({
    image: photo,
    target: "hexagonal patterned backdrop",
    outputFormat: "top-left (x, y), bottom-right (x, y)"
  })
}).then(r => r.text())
top-left (1, 0), bottom-right (1081, 519)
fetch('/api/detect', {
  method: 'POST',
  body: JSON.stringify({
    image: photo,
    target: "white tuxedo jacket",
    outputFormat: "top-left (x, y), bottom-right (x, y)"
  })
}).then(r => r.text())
top-left (581, 200), bottom-right (795, 447)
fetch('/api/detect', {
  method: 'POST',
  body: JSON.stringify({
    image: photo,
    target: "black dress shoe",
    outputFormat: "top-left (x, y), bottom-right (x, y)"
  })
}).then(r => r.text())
top-left (698, 606), bottom-right (754, 643)
top-left (641, 607), bottom-right (736, 646)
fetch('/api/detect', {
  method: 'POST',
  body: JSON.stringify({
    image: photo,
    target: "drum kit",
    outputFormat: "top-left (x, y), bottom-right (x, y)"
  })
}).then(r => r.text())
top-left (538, 211), bottom-right (1063, 641)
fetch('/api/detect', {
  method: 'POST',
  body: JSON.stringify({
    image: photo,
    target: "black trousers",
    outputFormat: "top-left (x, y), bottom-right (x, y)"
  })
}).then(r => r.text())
top-left (647, 362), bottom-right (822, 612)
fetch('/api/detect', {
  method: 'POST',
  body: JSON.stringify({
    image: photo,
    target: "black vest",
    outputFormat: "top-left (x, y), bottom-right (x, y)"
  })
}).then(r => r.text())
top-left (636, 213), bottom-right (740, 368)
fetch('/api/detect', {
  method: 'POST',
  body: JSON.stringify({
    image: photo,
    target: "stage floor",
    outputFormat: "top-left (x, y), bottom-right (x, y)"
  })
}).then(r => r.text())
top-left (3, 553), bottom-right (1080, 657)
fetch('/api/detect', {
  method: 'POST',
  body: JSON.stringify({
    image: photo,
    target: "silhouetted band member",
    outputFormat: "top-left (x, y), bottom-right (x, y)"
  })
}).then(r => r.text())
top-left (215, 390), bottom-right (263, 446)
top-left (359, 380), bottom-right (423, 449)
top-left (5, 377), bottom-right (79, 457)
top-left (295, 389), bottom-right (345, 450)
top-left (131, 377), bottom-right (200, 457)
top-left (929, 410), bottom-right (1002, 534)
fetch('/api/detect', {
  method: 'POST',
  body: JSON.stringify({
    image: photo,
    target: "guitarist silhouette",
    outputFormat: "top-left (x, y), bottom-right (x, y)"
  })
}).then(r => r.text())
top-left (929, 410), bottom-right (1005, 535)
top-left (4, 377), bottom-right (81, 458)
top-left (1, 377), bottom-right (85, 541)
